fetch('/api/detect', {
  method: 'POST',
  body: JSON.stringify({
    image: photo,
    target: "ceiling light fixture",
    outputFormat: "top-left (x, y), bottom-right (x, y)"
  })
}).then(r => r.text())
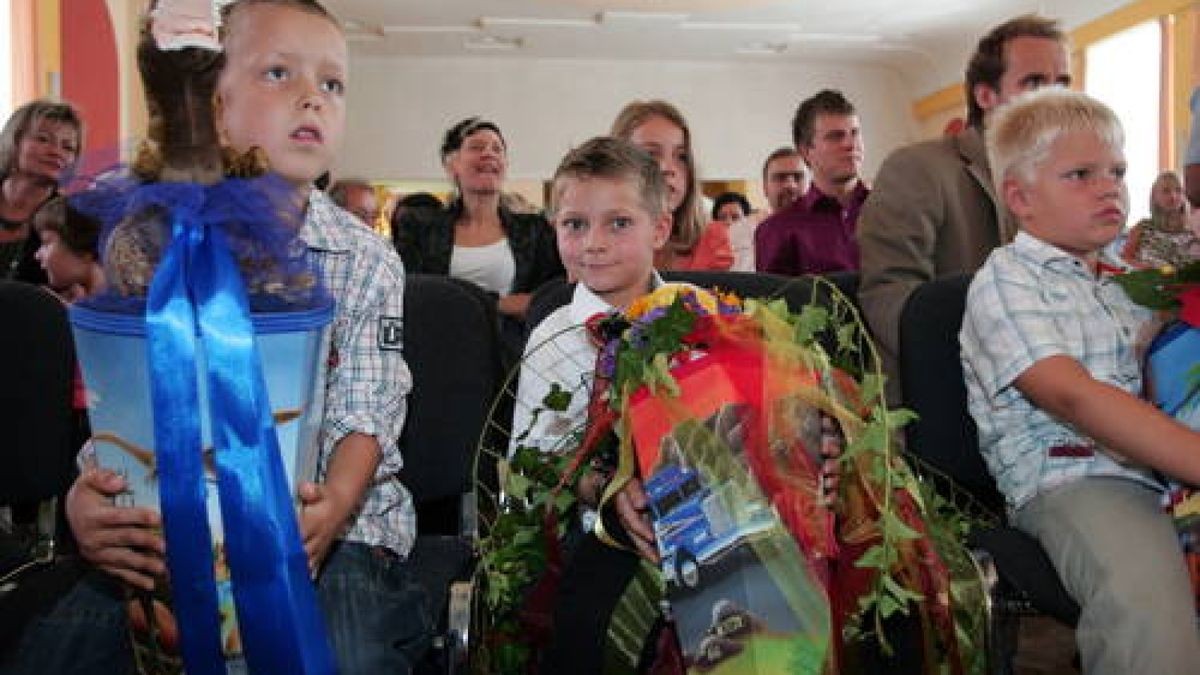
top-left (736, 41), bottom-right (788, 55)
top-left (464, 35), bottom-right (524, 51)
top-left (478, 16), bottom-right (597, 29)
top-left (598, 11), bottom-right (689, 27)
top-left (789, 32), bottom-right (884, 43)
top-left (683, 21), bottom-right (801, 32)
top-left (382, 24), bottom-right (479, 35)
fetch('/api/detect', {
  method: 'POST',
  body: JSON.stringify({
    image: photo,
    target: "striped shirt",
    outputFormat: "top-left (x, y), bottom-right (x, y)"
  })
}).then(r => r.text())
top-left (960, 231), bottom-right (1161, 513)
top-left (303, 190), bottom-right (415, 557)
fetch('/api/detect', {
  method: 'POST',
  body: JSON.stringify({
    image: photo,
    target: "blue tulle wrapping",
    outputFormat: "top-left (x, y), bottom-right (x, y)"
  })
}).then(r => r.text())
top-left (72, 171), bottom-right (326, 314)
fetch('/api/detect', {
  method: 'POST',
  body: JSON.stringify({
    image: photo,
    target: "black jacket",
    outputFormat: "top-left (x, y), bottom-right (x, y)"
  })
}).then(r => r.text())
top-left (393, 202), bottom-right (563, 296)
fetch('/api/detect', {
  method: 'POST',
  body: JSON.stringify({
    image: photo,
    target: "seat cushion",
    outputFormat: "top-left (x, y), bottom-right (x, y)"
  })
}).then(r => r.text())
top-left (406, 535), bottom-right (474, 624)
top-left (969, 526), bottom-right (1081, 626)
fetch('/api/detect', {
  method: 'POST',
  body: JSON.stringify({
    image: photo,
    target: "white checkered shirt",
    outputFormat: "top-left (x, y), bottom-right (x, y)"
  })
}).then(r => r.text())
top-left (303, 190), bottom-right (415, 557)
top-left (960, 232), bottom-right (1162, 513)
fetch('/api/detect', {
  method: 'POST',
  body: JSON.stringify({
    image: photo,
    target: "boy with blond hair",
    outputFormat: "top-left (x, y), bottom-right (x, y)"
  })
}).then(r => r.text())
top-left (961, 87), bottom-right (1200, 673)
top-left (513, 137), bottom-right (671, 671)
top-left (4, 2), bottom-right (429, 673)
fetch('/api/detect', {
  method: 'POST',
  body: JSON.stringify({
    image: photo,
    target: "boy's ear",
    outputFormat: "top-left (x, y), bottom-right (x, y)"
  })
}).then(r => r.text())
top-left (1002, 176), bottom-right (1030, 219)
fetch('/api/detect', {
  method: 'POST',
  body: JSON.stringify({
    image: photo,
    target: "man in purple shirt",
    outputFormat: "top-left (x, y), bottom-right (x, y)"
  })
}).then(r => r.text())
top-left (755, 89), bottom-right (868, 276)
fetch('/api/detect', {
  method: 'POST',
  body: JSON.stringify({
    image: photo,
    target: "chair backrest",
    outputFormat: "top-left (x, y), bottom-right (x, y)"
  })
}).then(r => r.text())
top-left (526, 270), bottom-right (856, 335)
top-left (397, 274), bottom-right (502, 534)
top-left (0, 282), bottom-right (78, 504)
top-left (898, 273), bottom-right (1004, 512)
top-left (525, 276), bottom-right (574, 340)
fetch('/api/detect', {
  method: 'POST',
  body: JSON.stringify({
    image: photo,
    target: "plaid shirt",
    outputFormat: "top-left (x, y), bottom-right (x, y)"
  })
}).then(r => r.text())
top-left (303, 190), bottom-right (414, 557)
top-left (960, 232), bottom-right (1161, 513)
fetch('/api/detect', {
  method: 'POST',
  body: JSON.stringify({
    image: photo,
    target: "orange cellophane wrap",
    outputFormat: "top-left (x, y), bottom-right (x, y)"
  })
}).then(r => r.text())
top-left (613, 297), bottom-right (966, 673)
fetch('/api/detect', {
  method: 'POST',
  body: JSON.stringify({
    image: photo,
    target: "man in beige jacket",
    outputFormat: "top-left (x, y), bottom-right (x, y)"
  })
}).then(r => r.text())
top-left (856, 14), bottom-right (1070, 402)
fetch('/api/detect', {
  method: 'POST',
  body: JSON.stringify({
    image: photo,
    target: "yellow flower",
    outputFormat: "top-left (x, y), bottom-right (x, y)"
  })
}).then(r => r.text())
top-left (625, 283), bottom-right (719, 320)
top-left (1160, 264), bottom-right (1176, 276)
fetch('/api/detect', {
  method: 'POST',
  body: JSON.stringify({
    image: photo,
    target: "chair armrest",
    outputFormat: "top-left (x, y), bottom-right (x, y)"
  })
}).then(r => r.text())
top-left (459, 491), bottom-right (478, 541)
top-left (445, 578), bottom-right (474, 675)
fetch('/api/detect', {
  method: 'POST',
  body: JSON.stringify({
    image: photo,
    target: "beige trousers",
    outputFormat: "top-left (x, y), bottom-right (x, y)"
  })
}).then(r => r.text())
top-left (1016, 477), bottom-right (1200, 675)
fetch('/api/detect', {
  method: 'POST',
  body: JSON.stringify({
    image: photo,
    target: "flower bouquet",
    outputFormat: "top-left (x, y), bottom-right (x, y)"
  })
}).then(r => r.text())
top-left (478, 281), bottom-right (986, 674)
top-left (1116, 262), bottom-right (1200, 610)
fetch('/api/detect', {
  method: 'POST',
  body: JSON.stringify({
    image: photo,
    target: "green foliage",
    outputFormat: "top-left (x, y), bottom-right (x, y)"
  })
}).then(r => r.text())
top-left (1113, 261), bottom-right (1200, 310)
top-left (610, 297), bottom-right (694, 398)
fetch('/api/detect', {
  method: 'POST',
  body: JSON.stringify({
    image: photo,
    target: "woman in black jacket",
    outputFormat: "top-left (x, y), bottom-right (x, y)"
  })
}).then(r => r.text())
top-left (392, 117), bottom-right (563, 340)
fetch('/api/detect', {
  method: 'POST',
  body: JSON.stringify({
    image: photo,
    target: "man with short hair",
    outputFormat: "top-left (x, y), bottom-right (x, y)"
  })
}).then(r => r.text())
top-left (856, 13), bottom-right (1070, 400)
top-left (762, 147), bottom-right (809, 213)
top-left (755, 89), bottom-right (867, 276)
top-left (329, 178), bottom-right (381, 227)
top-left (732, 148), bottom-right (808, 271)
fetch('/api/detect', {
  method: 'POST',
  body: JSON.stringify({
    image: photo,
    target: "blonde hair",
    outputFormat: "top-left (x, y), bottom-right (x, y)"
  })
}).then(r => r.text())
top-left (220, 0), bottom-right (340, 42)
top-left (549, 136), bottom-right (667, 220)
top-left (1150, 170), bottom-right (1186, 219)
top-left (610, 100), bottom-right (703, 254)
top-left (986, 87), bottom-right (1123, 195)
top-left (0, 99), bottom-right (83, 180)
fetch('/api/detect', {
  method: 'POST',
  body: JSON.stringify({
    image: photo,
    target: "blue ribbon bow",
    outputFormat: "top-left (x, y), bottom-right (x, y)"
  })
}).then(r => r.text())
top-left (144, 182), bottom-right (335, 674)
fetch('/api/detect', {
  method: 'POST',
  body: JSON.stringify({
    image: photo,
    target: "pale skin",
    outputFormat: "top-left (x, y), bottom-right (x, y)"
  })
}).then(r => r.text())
top-left (1004, 130), bottom-right (1200, 486)
top-left (799, 112), bottom-right (864, 206)
top-left (554, 174), bottom-right (841, 562)
top-left (446, 128), bottom-right (531, 318)
top-left (0, 118), bottom-right (79, 245)
top-left (67, 3), bottom-right (376, 588)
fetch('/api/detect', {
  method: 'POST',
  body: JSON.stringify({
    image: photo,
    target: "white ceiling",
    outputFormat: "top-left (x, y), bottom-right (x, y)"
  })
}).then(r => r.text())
top-left (329, 0), bottom-right (1132, 93)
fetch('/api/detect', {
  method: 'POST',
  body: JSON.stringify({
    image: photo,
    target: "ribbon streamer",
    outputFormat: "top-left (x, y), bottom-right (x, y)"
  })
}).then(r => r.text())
top-left (145, 183), bottom-right (335, 674)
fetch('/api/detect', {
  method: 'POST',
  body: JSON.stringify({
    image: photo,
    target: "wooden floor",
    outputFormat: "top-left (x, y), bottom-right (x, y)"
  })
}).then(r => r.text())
top-left (1014, 616), bottom-right (1079, 675)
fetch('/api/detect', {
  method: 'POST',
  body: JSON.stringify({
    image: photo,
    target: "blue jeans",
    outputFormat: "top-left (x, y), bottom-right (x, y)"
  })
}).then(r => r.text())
top-left (314, 541), bottom-right (432, 675)
top-left (4, 542), bottom-right (430, 675)
top-left (0, 570), bottom-right (133, 675)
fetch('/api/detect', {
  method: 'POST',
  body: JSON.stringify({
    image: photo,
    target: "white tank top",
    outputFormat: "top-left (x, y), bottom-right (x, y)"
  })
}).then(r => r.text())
top-left (449, 238), bottom-right (516, 295)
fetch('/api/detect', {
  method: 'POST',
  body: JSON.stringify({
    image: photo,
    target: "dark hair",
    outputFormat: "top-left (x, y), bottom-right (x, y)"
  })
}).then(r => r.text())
top-left (0, 99), bottom-right (84, 179)
top-left (397, 192), bottom-right (443, 211)
top-left (792, 89), bottom-right (856, 149)
top-left (33, 197), bottom-right (102, 258)
top-left (761, 146), bottom-right (800, 182)
top-left (549, 136), bottom-right (666, 219)
top-left (965, 14), bottom-right (1065, 128)
top-left (711, 192), bottom-right (750, 221)
top-left (440, 117), bottom-right (505, 163)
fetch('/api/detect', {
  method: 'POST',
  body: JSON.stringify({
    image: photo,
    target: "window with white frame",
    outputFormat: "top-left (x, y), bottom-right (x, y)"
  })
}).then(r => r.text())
top-left (1084, 19), bottom-right (1162, 224)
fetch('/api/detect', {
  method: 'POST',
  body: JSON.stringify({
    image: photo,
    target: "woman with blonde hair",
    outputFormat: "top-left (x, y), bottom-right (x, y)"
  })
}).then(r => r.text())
top-left (0, 99), bottom-right (84, 284)
top-left (1122, 170), bottom-right (1200, 268)
top-left (611, 100), bottom-right (732, 271)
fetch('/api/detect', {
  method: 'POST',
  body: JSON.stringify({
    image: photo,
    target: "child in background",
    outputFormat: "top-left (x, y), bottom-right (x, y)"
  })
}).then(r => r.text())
top-left (712, 190), bottom-right (754, 271)
top-left (54, 1), bottom-right (430, 673)
top-left (1121, 170), bottom-right (1200, 268)
top-left (32, 196), bottom-right (105, 303)
top-left (611, 100), bottom-right (733, 272)
top-left (961, 88), bottom-right (1200, 673)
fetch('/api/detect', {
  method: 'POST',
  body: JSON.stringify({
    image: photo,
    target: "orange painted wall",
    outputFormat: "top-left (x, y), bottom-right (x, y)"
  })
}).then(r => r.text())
top-left (61, 0), bottom-right (121, 176)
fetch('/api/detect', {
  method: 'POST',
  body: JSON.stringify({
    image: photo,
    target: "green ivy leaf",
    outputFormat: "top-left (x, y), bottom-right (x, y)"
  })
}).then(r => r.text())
top-left (542, 383), bottom-right (573, 412)
top-left (880, 509), bottom-right (923, 541)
